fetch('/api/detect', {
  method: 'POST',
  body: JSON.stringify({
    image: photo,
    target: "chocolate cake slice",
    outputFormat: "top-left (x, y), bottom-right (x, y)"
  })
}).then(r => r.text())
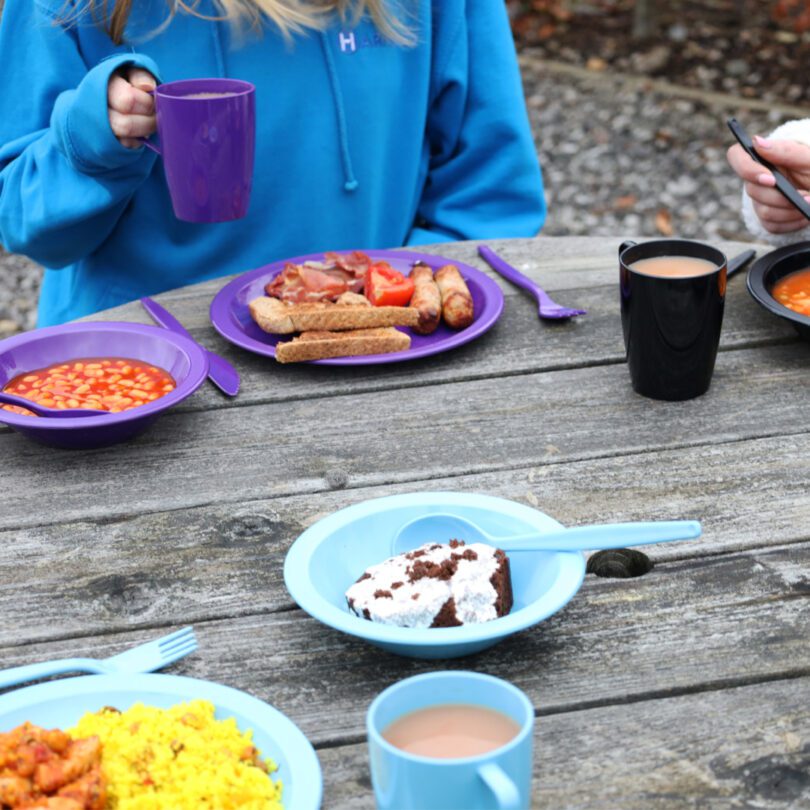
top-left (345, 540), bottom-right (513, 628)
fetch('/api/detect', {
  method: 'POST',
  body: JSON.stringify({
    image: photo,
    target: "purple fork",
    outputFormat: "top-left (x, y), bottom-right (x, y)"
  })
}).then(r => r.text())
top-left (478, 245), bottom-right (587, 320)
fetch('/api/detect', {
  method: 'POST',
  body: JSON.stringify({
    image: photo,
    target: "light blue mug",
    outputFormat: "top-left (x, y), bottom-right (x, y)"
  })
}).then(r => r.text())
top-left (367, 671), bottom-right (534, 810)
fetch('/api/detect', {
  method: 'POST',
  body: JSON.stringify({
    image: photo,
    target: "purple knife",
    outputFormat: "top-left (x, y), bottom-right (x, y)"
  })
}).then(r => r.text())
top-left (140, 297), bottom-right (240, 397)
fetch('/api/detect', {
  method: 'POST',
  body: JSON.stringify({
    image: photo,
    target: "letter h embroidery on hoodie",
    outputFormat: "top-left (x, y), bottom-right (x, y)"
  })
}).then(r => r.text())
top-left (339, 31), bottom-right (356, 52)
top-left (338, 28), bottom-right (387, 54)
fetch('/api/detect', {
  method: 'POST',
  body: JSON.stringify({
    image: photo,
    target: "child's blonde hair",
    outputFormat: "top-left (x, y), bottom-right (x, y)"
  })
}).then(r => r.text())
top-left (64, 0), bottom-right (412, 45)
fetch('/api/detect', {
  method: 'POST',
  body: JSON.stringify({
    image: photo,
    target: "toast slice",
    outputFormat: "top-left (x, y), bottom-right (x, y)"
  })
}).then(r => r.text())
top-left (275, 327), bottom-right (411, 363)
top-left (249, 295), bottom-right (419, 334)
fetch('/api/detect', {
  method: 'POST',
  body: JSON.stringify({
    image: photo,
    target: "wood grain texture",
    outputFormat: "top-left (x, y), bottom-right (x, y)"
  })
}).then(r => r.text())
top-left (1, 237), bottom-right (806, 809)
top-left (2, 343), bottom-right (809, 531)
top-left (1, 433), bottom-right (809, 646)
top-left (1, 542), bottom-right (807, 746)
top-left (73, 269), bottom-right (790, 414)
top-left (0, 238), bottom-right (789, 440)
top-left (64, 238), bottom-right (790, 418)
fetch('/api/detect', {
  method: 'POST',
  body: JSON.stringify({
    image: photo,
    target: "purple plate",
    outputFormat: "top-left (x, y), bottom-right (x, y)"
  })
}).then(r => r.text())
top-left (0, 322), bottom-right (209, 449)
top-left (209, 249), bottom-right (504, 365)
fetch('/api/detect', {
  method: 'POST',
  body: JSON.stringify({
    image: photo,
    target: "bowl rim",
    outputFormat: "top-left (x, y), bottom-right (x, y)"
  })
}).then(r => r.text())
top-left (747, 241), bottom-right (810, 329)
top-left (0, 321), bottom-right (209, 430)
top-left (283, 492), bottom-right (586, 649)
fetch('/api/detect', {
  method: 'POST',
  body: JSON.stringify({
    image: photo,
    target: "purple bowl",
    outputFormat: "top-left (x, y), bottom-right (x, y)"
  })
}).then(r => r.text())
top-left (0, 322), bottom-right (209, 449)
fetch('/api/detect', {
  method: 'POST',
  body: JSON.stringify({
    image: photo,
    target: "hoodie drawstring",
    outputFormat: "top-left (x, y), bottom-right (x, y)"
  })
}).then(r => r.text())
top-left (319, 32), bottom-right (359, 193)
top-left (211, 17), bottom-right (227, 77)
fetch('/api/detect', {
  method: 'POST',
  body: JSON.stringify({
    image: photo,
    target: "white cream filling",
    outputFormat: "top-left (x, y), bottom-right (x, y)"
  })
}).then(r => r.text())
top-left (345, 542), bottom-right (502, 628)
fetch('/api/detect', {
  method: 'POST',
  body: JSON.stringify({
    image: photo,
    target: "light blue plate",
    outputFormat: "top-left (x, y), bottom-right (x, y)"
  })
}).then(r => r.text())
top-left (284, 492), bottom-right (586, 659)
top-left (0, 673), bottom-right (322, 810)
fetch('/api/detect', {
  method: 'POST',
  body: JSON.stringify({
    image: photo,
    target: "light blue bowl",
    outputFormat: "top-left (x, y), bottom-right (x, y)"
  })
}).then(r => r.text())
top-left (284, 492), bottom-right (586, 659)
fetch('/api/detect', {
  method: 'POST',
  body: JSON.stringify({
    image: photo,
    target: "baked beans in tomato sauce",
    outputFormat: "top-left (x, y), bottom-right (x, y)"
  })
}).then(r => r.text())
top-left (1, 357), bottom-right (176, 417)
top-left (772, 267), bottom-right (810, 318)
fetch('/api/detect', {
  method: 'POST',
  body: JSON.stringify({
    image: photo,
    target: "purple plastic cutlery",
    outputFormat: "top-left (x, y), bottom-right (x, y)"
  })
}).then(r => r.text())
top-left (0, 390), bottom-right (106, 418)
top-left (141, 297), bottom-right (240, 397)
top-left (478, 244), bottom-right (587, 320)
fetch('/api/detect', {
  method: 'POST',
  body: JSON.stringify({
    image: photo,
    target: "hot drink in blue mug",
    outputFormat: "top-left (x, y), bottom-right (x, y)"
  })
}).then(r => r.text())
top-left (367, 671), bottom-right (534, 809)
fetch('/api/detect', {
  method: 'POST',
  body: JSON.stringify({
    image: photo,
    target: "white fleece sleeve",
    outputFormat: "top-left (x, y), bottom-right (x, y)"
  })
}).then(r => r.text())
top-left (741, 117), bottom-right (810, 245)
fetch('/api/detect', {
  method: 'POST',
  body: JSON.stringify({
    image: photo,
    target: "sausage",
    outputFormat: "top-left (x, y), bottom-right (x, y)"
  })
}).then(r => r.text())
top-left (409, 265), bottom-right (442, 335)
top-left (434, 264), bottom-right (474, 329)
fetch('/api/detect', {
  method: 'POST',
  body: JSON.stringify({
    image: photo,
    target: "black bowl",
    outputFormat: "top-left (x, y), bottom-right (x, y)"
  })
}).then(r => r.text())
top-left (747, 241), bottom-right (810, 341)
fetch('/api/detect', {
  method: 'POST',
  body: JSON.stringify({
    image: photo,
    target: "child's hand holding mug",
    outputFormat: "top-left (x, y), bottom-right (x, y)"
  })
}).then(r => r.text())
top-left (107, 66), bottom-right (157, 149)
top-left (105, 73), bottom-right (256, 223)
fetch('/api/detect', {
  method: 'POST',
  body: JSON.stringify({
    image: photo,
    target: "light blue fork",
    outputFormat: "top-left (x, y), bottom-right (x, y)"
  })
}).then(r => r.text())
top-left (0, 626), bottom-right (197, 690)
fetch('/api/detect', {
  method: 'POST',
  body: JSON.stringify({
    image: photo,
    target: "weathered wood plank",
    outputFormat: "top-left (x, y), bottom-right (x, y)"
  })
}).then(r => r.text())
top-left (0, 237), bottom-right (787, 444)
top-left (74, 268), bottom-right (790, 415)
top-left (83, 237), bottom-right (767, 302)
top-left (1, 543), bottom-right (807, 748)
top-left (1, 236), bottom-right (804, 809)
top-left (68, 237), bottom-right (790, 417)
top-left (2, 344), bottom-right (809, 530)
top-left (1, 432), bottom-right (809, 645)
top-left (316, 676), bottom-right (810, 809)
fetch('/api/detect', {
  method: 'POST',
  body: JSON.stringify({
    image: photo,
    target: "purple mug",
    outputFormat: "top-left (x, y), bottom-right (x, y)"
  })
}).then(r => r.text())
top-left (143, 78), bottom-right (256, 223)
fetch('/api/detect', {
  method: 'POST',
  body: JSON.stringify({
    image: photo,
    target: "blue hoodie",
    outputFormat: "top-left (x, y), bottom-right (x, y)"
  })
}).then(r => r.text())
top-left (0, 0), bottom-right (545, 326)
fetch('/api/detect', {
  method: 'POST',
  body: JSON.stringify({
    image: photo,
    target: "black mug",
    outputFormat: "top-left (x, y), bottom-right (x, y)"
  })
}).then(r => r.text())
top-left (619, 239), bottom-right (727, 401)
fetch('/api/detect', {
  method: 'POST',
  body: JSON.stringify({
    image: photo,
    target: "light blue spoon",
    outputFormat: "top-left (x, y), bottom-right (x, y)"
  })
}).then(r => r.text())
top-left (393, 513), bottom-right (701, 555)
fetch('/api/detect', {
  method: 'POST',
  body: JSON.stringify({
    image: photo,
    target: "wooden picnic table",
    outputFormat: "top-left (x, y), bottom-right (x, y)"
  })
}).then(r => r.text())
top-left (1, 235), bottom-right (809, 808)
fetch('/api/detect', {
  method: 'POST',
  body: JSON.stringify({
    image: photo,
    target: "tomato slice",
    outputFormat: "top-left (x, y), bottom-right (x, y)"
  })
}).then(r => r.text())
top-left (364, 262), bottom-right (415, 307)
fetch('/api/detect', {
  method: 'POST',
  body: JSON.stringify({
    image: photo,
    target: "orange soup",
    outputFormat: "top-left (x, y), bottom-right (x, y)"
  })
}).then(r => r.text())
top-left (2, 357), bottom-right (175, 417)
top-left (772, 267), bottom-right (810, 317)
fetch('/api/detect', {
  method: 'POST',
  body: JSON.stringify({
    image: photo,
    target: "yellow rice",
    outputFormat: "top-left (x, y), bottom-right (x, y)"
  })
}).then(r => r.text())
top-left (70, 699), bottom-right (283, 809)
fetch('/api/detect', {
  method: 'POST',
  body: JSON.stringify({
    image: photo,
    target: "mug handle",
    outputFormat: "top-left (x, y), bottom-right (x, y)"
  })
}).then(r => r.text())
top-left (139, 89), bottom-right (161, 155)
top-left (619, 240), bottom-right (637, 257)
top-left (140, 137), bottom-right (161, 155)
top-left (477, 762), bottom-right (521, 810)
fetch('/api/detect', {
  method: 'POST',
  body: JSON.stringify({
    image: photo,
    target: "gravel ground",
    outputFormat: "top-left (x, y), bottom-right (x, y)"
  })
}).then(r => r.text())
top-left (0, 251), bottom-right (41, 336)
top-left (0, 48), bottom-right (802, 335)
top-left (522, 54), bottom-right (798, 241)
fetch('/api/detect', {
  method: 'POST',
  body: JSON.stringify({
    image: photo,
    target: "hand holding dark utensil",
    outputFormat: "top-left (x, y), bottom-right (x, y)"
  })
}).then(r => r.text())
top-left (727, 118), bottom-right (810, 226)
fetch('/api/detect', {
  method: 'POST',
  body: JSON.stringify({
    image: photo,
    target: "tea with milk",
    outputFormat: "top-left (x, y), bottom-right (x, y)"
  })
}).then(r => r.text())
top-left (382, 704), bottom-right (521, 759)
top-left (630, 255), bottom-right (719, 278)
